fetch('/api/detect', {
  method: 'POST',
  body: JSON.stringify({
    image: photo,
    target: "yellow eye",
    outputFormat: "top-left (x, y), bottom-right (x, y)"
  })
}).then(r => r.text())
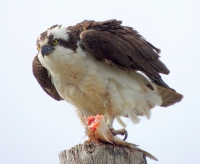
top-left (37, 45), bottom-right (40, 51)
top-left (52, 39), bottom-right (58, 45)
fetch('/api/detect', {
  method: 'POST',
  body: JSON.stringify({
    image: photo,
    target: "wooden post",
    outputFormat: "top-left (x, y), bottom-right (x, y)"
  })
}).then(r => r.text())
top-left (59, 140), bottom-right (147, 164)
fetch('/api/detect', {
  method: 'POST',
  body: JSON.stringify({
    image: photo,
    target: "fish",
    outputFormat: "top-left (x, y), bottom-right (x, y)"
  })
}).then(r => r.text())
top-left (86, 115), bottom-right (158, 161)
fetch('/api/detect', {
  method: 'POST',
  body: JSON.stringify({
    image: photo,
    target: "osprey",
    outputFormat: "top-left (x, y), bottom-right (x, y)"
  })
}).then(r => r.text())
top-left (32, 19), bottom-right (183, 138)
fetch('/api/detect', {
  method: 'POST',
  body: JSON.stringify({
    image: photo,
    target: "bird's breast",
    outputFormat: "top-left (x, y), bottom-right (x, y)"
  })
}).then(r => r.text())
top-left (51, 63), bottom-right (108, 114)
top-left (39, 50), bottom-right (108, 112)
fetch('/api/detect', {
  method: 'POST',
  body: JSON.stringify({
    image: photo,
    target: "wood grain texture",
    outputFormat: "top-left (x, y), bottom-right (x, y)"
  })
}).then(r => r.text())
top-left (59, 141), bottom-right (147, 164)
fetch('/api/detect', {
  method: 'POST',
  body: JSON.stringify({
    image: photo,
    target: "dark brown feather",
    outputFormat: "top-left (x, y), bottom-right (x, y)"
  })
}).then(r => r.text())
top-left (32, 55), bottom-right (63, 101)
top-left (71, 19), bottom-right (170, 88)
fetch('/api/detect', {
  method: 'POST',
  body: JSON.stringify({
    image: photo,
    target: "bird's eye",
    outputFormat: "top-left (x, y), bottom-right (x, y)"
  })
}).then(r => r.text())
top-left (37, 45), bottom-right (40, 51)
top-left (52, 39), bottom-right (58, 45)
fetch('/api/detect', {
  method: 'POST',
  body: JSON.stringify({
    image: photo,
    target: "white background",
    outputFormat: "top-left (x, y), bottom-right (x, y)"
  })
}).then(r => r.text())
top-left (1, 0), bottom-right (200, 163)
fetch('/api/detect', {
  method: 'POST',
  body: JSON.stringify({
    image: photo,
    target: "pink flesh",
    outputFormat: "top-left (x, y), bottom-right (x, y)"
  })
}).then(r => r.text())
top-left (86, 115), bottom-right (103, 132)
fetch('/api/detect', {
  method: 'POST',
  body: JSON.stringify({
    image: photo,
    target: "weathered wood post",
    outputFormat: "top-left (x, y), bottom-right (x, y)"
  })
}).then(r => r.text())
top-left (59, 140), bottom-right (148, 164)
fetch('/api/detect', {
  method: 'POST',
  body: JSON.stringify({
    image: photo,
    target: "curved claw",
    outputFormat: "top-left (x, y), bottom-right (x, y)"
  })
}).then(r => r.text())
top-left (109, 128), bottom-right (128, 140)
top-left (123, 131), bottom-right (128, 141)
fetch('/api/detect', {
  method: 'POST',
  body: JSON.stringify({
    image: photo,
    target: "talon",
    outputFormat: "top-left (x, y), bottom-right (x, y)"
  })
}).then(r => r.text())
top-left (123, 131), bottom-right (128, 141)
top-left (109, 128), bottom-right (128, 140)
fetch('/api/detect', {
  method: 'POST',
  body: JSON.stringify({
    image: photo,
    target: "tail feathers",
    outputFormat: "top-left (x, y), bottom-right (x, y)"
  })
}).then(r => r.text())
top-left (156, 85), bottom-right (183, 107)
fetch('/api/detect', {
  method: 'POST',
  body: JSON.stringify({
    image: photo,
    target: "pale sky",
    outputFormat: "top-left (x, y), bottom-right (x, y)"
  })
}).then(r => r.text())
top-left (1, 0), bottom-right (200, 164)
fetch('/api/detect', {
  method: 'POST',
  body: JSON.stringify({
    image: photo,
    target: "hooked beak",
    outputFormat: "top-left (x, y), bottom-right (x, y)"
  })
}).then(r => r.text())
top-left (41, 45), bottom-right (55, 57)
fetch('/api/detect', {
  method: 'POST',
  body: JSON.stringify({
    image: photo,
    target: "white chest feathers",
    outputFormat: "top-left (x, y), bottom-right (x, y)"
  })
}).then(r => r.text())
top-left (38, 45), bottom-right (162, 122)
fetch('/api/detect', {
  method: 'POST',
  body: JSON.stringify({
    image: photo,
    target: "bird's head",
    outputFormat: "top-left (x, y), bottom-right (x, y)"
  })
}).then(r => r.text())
top-left (36, 24), bottom-right (78, 57)
top-left (36, 25), bottom-right (80, 71)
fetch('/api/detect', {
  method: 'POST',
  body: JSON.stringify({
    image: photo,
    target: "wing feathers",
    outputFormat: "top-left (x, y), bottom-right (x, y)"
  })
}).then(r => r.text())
top-left (80, 19), bottom-right (170, 88)
top-left (32, 56), bottom-right (63, 101)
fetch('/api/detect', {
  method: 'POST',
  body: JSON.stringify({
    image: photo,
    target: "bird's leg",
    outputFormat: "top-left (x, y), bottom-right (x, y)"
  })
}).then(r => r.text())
top-left (105, 81), bottom-right (128, 140)
top-left (106, 116), bottom-right (114, 129)
top-left (106, 116), bottom-right (128, 141)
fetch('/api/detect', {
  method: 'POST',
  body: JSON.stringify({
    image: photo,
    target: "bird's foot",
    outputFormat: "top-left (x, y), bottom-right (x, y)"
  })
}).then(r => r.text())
top-left (109, 128), bottom-right (128, 141)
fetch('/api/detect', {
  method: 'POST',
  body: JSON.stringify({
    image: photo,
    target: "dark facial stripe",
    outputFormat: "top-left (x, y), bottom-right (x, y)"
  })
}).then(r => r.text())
top-left (58, 37), bottom-right (78, 52)
top-left (37, 25), bottom-right (78, 52)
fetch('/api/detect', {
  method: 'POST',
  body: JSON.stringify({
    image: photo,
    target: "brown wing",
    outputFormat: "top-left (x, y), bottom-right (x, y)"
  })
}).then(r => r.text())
top-left (32, 55), bottom-right (63, 101)
top-left (79, 19), bottom-right (170, 88)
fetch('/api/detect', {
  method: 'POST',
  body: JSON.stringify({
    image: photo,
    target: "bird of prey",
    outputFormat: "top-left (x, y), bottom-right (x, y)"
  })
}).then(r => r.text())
top-left (32, 19), bottom-right (183, 138)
